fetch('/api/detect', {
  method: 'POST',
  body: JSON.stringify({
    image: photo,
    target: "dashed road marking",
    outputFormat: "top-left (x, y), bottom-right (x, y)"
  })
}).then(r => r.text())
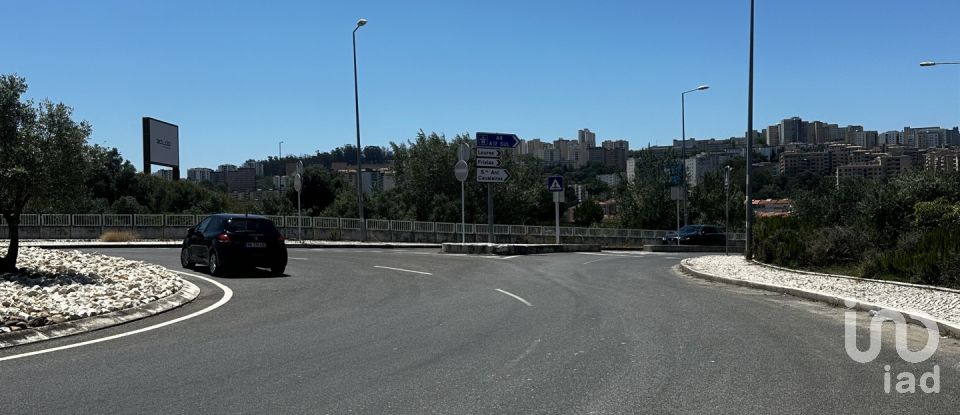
top-left (373, 265), bottom-right (433, 276)
top-left (495, 288), bottom-right (533, 307)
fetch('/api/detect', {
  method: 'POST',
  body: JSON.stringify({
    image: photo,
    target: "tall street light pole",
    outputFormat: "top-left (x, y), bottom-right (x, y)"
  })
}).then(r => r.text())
top-left (681, 85), bottom-right (709, 226)
top-left (920, 61), bottom-right (960, 145)
top-left (745, 0), bottom-right (755, 260)
top-left (353, 18), bottom-right (368, 241)
top-left (278, 140), bottom-right (284, 177)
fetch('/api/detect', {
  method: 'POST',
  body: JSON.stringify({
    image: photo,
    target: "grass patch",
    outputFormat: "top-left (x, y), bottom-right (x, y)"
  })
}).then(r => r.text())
top-left (100, 230), bottom-right (139, 242)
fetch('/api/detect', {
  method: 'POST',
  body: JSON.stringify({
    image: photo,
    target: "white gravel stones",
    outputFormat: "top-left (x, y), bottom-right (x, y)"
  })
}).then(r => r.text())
top-left (686, 255), bottom-right (960, 325)
top-left (0, 245), bottom-right (183, 331)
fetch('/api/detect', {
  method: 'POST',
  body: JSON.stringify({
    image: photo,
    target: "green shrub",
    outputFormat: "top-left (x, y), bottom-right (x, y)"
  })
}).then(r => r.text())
top-left (859, 227), bottom-right (960, 288)
top-left (804, 226), bottom-right (867, 267)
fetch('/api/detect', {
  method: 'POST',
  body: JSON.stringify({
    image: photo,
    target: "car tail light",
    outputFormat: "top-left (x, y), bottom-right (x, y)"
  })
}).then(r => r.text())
top-left (217, 232), bottom-right (231, 244)
top-left (277, 233), bottom-right (286, 242)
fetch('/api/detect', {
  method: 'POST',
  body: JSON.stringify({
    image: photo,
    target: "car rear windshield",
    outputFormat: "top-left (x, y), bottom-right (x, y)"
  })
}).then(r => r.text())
top-left (225, 218), bottom-right (276, 233)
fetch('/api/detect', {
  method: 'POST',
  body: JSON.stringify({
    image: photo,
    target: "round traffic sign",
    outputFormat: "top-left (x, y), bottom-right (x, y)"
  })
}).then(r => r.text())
top-left (293, 173), bottom-right (303, 192)
top-left (454, 160), bottom-right (469, 182)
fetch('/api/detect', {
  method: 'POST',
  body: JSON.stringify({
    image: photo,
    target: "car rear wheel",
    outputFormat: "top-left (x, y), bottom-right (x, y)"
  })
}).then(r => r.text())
top-left (270, 262), bottom-right (286, 276)
top-left (180, 246), bottom-right (195, 269)
top-left (208, 250), bottom-right (225, 276)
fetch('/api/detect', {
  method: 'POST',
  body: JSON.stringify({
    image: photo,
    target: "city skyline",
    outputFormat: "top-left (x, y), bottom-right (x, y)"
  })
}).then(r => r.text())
top-left (7, 0), bottom-right (960, 170)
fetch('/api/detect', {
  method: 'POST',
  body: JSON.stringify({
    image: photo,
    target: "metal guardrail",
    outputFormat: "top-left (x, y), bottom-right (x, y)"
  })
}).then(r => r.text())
top-left (367, 219), bottom-right (389, 231)
top-left (136, 214), bottom-right (164, 227)
top-left (475, 224), bottom-right (489, 235)
top-left (165, 214), bottom-right (195, 227)
top-left (455, 223), bottom-right (473, 234)
top-left (413, 221), bottom-right (434, 233)
top-left (390, 220), bottom-right (412, 232)
top-left (437, 222), bottom-right (456, 234)
top-left (315, 217), bottom-right (339, 229)
top-left (0, 213), bottom-right (748, 240)
top-left (42, 214), bottom-right (71, 226)
top-left (72, 214), bottom-right (101, 227)
top-left (340, 218), bottom-right (361, 230)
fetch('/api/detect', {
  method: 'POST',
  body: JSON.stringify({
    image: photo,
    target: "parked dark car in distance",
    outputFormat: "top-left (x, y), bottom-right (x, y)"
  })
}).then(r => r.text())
top-left (661, 225), bottom-right (726, 246)
top-left (181, 213), bottom-right (287, 276)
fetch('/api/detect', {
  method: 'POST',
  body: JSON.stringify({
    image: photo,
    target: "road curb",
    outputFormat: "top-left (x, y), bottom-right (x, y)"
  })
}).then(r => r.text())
top-left (645, 244), bottom-right (744, 253)
top-left (0, 279), bottom-right (201, 349)
top-left (676, 259), bottom-right (960, 339)
top-left (23, 243), bottom-right (179, 249)
top-left (441, 243), bottom-right (601, 255)
top-left (749, 259), bottom-right (960, 295)
top-left (297, 243), bottom-right (441, 249)
top-left (19, 242), bottom-right (443, 250)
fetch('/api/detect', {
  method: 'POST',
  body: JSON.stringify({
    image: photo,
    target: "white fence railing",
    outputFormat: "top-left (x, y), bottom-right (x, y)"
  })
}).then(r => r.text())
top-left (0, 213), bottom-right (748, 240)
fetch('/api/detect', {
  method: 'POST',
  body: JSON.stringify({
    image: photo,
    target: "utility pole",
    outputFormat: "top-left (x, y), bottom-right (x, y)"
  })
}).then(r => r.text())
top-left (745, 0), bottom-right (755, 260)
top-left (352, 18), bottom-right (368, 241)
top-left (725, 165), bottom-right (732, 256)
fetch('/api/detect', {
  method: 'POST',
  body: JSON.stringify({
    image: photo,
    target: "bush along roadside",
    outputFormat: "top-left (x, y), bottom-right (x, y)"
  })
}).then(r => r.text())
top-left (752, 171), bottom-right (960, 289)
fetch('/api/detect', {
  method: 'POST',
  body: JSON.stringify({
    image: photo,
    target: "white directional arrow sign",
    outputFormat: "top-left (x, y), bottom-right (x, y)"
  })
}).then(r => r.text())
top-left (476, 168), bottom-right (511, 183)
top-left (476, 148), bottom-right (502, 158)
top-left (476, 158), bottom-right (502, 167)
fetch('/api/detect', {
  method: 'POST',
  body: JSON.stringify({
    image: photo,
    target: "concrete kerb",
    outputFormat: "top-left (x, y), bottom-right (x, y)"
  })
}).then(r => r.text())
top-left (644, 244), bottom-right (745, 253)
top-left (442, 243), bottom-right (601, 256)
top-left (0, 279), bottom-right (200, 349)
top-left (750, 259), bottom-right (960, 295)
top-left (16, 241), bottom-right (443, 250)
top-left (676, 259), bottom-right (960, 339)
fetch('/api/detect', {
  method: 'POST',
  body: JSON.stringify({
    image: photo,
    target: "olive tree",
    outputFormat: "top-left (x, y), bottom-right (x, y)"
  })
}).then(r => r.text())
top-left (0, 75), bottom-right (90, 272)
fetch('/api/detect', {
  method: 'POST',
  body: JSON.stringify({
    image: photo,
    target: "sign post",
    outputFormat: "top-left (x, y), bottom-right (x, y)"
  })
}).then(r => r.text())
top-left (670, 185), bottom-right (685, 245)
top-left (294, 160), bottom-right (304, 241)
top-left (454, 158), bottom-right (469, 244)
top-left (724, 165), bottom-right (732, 256)
top-left (547, 176), bottom-right (564, 244)
top-left (475, 132), bottom-right (519, 243)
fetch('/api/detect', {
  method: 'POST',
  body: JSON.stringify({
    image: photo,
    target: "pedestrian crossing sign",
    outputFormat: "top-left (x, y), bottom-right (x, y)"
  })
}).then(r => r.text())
top-left (547, 176), bottom-right (564, 192)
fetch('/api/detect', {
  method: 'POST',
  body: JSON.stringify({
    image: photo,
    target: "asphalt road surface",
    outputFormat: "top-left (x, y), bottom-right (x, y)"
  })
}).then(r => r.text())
top-left (2, 248), bottom-right (960, 414)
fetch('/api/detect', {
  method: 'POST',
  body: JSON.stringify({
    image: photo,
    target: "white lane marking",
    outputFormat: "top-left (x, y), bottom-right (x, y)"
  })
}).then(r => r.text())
top-left (508, 338), bottom-right (541, 366)
top-left (495, 289), bottom-right (533, 307)
top-left (373, 265), bottom-right (433, 276)
top-left (0, 271), bottom-right (233, 362)
top-left (289, 257), bottom-right (309, 260)
top-left (576, 252), bottom-right (635, 257)
top-left (582, 258), bottom-right (610, 265)
top-left (500, 255), bottom-right (521, 260)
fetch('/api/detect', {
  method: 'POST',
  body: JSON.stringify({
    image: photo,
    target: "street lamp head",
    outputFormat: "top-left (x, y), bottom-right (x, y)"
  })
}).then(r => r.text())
top-left (920, 61), bottom-right (937, 67)
top-left (697, 85), bottom-right (710, 91)
top-left (356, 18), bottom-right (368, 27)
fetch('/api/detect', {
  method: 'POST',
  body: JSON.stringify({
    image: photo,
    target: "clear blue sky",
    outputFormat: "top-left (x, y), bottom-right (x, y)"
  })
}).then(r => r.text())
top-left (7, 0), bottom-right (960, 170)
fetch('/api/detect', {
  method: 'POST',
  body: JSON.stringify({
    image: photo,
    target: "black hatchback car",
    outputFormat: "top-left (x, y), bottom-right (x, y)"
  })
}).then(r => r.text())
top-left (661, 225), bottom-right (726, 246)
top-left (181, 214), bottom-right (287, 276)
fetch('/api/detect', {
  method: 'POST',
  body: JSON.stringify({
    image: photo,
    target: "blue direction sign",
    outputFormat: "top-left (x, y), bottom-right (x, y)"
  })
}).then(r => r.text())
top-left (476, 132), bottom-right (520, 148)
top-left (547, 175), bottom-right (564, 192)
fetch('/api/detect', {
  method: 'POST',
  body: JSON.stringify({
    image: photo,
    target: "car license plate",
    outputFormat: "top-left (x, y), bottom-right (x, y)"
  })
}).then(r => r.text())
top-left (245, 242), bottom-right (267, 248)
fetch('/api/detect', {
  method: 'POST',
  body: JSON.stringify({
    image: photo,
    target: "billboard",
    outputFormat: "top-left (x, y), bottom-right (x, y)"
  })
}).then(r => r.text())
top-left (142, 117), bottom-right (180, 179)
